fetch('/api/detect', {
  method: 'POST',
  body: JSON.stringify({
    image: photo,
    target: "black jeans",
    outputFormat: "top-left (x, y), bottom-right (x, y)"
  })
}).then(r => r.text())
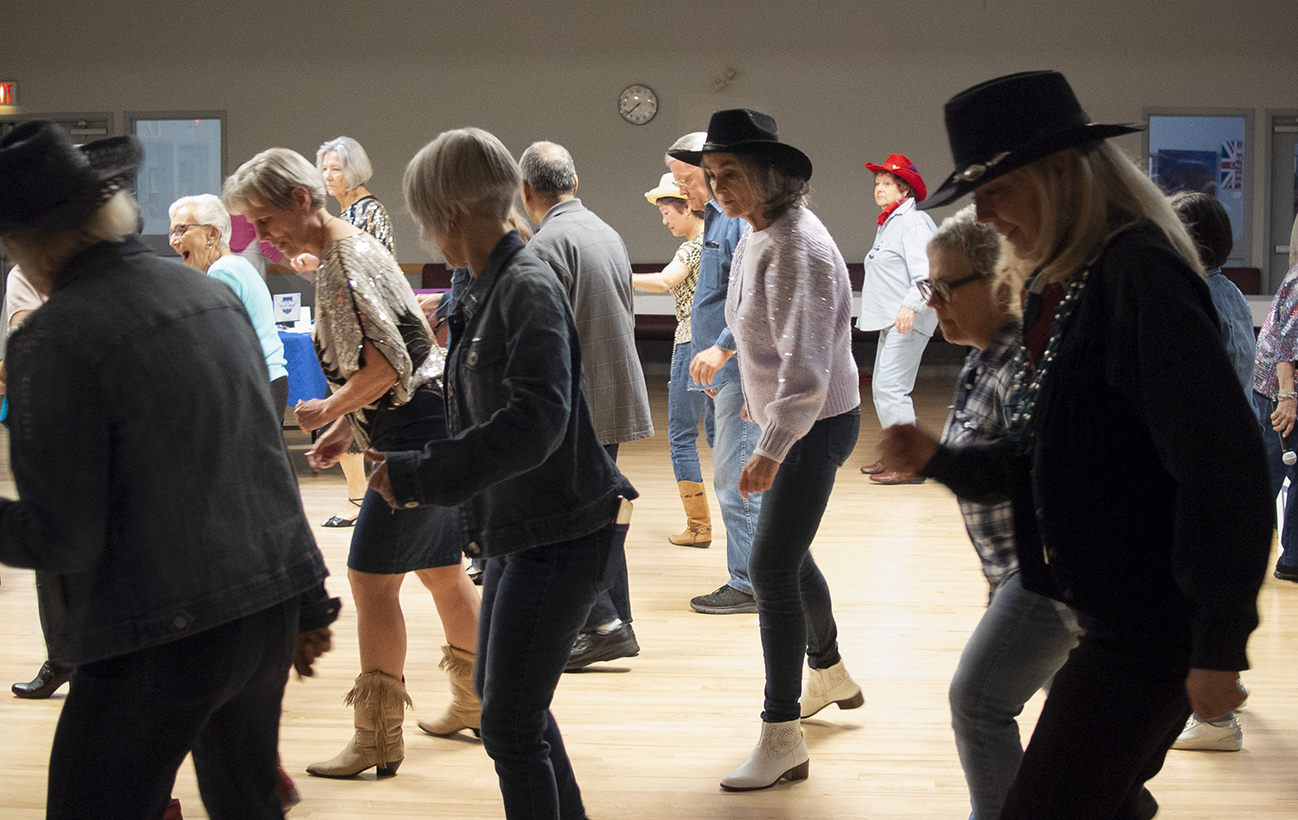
top-left (46, 597), bottom-right (299, 820)
top-left (749, 408), bottom-right (859, 722)
top-left (477, 520), bottom-right (622, 820)
top-left (997, 618), bottom-right (1193, 820)
top-left (586, 443), bottom-right (630, 626)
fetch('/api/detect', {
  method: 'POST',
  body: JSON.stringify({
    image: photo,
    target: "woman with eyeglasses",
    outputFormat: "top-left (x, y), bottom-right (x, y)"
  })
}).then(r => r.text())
top-left (168, 194), bottom-right (289, 411)
top-left (880, 70), bottom-right (1270, 820)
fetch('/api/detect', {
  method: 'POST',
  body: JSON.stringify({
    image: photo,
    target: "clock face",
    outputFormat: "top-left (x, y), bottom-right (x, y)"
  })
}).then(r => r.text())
top-left (619, 85), bottom-right (658, 125)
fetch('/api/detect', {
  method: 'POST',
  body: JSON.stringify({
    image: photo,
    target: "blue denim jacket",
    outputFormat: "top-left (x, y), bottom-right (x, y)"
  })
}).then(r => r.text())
top-left (689, 201), bottom-right (748, 391)
top-left (0, 238), bottom-right (328, 665)
top-left (386, 232), bottom-right (636, 558)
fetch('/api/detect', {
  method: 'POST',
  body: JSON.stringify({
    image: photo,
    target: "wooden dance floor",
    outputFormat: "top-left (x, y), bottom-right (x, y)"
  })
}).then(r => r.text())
top-left (2, 370), bottom-right (1296, 818)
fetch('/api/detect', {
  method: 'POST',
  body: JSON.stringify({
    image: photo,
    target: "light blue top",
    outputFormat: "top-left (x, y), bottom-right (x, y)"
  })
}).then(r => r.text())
top-left (1204, 268), bottom-right (1255, 397)
top-left (690, 200), bottom-right (748, 390)
top-left (857, 197), bottom-right (938, 334)
top-left (207, 255), bottom-right (288, 383)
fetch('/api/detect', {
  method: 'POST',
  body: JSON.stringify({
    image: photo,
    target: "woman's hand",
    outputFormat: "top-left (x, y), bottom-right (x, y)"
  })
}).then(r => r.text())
top-left (416, 292), bottom-right (442, 317)
top-left (879, 423), bottom-right (939, 475)
top-left (304, 419), bottom-right (352, 471)
top-left (1185, 668), bottom-right (1247, 721)
top-left (366, 450), bottom-right (399, 509)
top-left (738, 453), bottom-right (779, 498)
top-left (295, 398), bottom-right (336, 433)
top-left (1272, 397), bottom-right (1296, 437)
top-left (690, 345), bottom-right (735, 387)
top-left (893, 306), bottom-right (915, 334)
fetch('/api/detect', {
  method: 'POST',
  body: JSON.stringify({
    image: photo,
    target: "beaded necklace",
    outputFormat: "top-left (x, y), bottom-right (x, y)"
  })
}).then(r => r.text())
top-left (1004, 265), bottom-right (1093, 442)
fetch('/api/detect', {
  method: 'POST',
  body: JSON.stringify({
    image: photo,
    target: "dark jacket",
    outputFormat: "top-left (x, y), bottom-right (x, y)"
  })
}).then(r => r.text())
top-left (0, 237), bottom-right (328, 665)
top-left (924, 222), bottom-right (1272, 671)
top-left (386, 231), bottom-right (636, 558)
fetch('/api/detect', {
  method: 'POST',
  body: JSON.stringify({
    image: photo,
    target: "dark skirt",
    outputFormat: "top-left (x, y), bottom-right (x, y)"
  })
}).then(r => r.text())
top-left (347, 386), bottom-right (463, 574)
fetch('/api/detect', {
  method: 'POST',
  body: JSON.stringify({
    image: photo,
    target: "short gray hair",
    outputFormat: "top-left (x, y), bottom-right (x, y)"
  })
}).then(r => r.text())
top-left (928, 205), bottom-right (1001, 279)
top-left (169, 194), bottom-right (232, 249)
top-left (404, 128), bottom-right (521, 239)
top-left (4, 191), bottom-right (139, 282)
top-left (316, 136), bottom-right (374, 190)
top-left (222, 148), bottom-right (326, 214)
top-left (718, 154), bottom-right (809, 221)
top-left (665, 131), bottom-right (706, 167)
top-left (519, 141), bottom-right (576, 196)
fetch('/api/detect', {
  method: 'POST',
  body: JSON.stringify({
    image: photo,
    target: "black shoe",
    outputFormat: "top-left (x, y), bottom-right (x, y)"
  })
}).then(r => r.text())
top-left (565, 624), bottom-right (640, 672)
top-left (1275, 562), bottom-right (1298, 582)
top-left (466, 564), bottom-right (484, 586)
top-left (12, 660), bottom-right (74, 699)
top-left (690, 584), bottom-right (758, 614)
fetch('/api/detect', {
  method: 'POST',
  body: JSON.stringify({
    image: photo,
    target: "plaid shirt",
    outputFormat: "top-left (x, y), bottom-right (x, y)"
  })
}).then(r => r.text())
top-left (940, 319), bottom-right (1023, 595)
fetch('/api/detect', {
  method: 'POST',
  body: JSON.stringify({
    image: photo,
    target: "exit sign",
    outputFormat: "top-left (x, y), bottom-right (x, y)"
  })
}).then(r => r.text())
top-left (0, 83), bottom-right (14, 105)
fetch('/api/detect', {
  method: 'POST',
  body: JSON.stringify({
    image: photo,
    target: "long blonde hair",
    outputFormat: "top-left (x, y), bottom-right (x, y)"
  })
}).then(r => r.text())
top-left (1015, 141), bottom-right (1203, 285)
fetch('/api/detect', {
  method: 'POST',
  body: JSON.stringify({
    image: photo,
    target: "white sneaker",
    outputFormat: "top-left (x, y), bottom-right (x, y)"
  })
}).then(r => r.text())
top-left (1171, 714), bottom-right (1243, 752)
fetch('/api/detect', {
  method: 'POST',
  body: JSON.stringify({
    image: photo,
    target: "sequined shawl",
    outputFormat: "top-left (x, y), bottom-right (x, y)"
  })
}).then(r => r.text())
top-left (314, 232), bottom-right (444, 449)
top-left (340, 195), bottom-right (394, 255)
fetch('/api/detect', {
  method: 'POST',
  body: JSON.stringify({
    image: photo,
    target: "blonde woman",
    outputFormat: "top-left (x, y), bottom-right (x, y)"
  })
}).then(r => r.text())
top-left (881, 71), bottom-right (1270, 820)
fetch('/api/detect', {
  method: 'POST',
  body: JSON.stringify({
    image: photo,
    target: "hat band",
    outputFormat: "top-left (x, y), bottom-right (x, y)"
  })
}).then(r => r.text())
top-left (955, 151), bottom-right (1012, 183)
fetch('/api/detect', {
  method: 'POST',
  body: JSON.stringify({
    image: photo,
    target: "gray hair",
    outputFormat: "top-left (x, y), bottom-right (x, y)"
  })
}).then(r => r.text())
top-left (404, 127), bottom-right (521, 239)
top-left (222, 148), bottom-right (326, 214)
top-left (665, 131), bottom-right (707, 167)
top-left (316, 136), bottom-right (374, 190)
top-left (4, 191), bottom-right (139, 282)
top-left (928, 205), bottom-right (1001, 279)
top-left (519, 141), bottom-right (576, 196)
top-left (169, 194), bottom-right (232, 250)
top-left (722, 154), bottom-right (809, 221)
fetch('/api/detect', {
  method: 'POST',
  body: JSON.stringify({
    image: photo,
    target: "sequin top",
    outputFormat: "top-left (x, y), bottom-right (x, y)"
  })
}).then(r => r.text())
top-left (669, 235), bottom-right (702, 345)
top-left (725, 205), bottom-right (861, 462)
top-left (1254, 263), bottom-right (1298, 399)
top-left (340, 195), bottom-right (394, 255)
top-left (314, 232), bottom-right (444, 450)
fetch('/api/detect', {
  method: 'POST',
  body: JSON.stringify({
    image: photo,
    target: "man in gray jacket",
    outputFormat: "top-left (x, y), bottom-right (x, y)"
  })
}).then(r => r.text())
top-left (521, 141), bottom-right (653, 670)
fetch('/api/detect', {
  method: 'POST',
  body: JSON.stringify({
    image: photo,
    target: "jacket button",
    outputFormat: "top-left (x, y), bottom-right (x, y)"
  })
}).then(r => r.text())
top-left (403, 501), bottom-right (419, 509)
top-left (466, 541), bottom-right (480, 556)
top-left (173, 616), bottom-right (187, 629)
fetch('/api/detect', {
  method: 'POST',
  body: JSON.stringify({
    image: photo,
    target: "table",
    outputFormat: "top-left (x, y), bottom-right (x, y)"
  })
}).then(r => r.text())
top-left (278, 329), bottom-right (329, 407)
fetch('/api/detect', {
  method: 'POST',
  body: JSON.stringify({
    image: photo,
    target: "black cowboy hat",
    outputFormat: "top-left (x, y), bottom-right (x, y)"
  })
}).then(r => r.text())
top-left (923, 71), bottom-right (1141, 209)
top-left (669, 109), bottom-right (813, 182)
top-left (0, 120), bottom-right (143, 235)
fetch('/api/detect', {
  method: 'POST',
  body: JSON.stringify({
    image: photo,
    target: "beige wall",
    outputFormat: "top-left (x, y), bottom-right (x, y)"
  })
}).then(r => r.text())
top-left (3, 0), bottom-right (1296, 266)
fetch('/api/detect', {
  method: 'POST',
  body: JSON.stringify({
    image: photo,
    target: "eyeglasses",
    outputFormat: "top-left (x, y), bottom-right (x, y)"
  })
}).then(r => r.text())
top-left (917, 272), bottom-right (983, 304)
top-left (168, 223), bottom-right (203, 239)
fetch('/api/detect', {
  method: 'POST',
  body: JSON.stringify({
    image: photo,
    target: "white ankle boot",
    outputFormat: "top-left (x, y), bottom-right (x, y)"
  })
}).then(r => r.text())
top-left (720, 720), bottom-right (810, 791)
top-left (800, 660), bottom-right (864, 718)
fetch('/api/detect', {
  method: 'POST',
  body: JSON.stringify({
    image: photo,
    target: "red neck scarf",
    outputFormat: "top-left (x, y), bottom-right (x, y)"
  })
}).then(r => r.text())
top-left (877, 197), bottom-right (909, 226)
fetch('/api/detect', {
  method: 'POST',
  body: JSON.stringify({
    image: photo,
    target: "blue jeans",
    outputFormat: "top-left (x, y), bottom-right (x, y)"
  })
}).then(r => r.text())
top-left (669, 341), bottom-right (713, 483)
top-left (47, 598), bottom-right (299, 820)
top-left (950, 571), bottom-right (1080, 820)
top-left (871, 325), bottom-right (931, 428)
top-left (1253, 391), bottom-right (1298, 568)
top-left (477, 521), bottom-right (624, 820)
top-left (749, 408), bottom-right (860, 722)
top-left (710, 379), bottom-right (760, 595)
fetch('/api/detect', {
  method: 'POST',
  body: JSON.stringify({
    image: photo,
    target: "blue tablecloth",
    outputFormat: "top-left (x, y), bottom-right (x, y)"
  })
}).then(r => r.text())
top-left (278, 329), bottom-right (329, 407)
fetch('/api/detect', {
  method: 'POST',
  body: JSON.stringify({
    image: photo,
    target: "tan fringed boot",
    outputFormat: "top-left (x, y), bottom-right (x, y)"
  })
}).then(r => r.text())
top-left (417, 644), bottom-right (481, 738)
top-left (306, 671), bottom-right (412, 778)
top-left (668, 480), bottom-right (712, 548)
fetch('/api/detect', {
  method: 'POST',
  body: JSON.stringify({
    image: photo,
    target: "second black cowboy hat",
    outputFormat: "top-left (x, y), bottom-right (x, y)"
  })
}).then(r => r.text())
top-left (669, 109), bottom-right (813, 182)
top-left (0, 121), bottom-right (143, 235)
top-left (923, 70), bottom-right (1141, 209)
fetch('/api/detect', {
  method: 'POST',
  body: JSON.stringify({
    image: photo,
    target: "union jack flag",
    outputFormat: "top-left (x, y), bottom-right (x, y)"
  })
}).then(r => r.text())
top-left (1220, 140), bottom-right (1244, 190)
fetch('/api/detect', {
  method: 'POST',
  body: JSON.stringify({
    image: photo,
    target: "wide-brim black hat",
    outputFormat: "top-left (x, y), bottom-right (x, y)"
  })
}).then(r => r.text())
top-left (0, 120), bottom-right (143, 235)
top-left (923, 71), bottom-right (1141, 209)
top-left (669, 108), bottom-right (813, 182)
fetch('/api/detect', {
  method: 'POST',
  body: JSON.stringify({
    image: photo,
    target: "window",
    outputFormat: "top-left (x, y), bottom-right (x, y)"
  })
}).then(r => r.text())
top-left (1144, 109), bottom-right (1254, 266)
top-left (126, 112), bottom-right (225, 252)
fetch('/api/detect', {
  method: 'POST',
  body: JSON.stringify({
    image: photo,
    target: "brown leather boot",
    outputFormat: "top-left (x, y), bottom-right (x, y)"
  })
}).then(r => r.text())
top-left (668, 480), bottom-right (712, 548)
top-left (417, 644), bottom-right (481, 738)
top-left (306, 671), bottom-right (411, 778)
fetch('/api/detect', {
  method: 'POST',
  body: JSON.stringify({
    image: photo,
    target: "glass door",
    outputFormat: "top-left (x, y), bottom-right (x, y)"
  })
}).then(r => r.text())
top-left (1269, 111), bottom-right (1298, 291)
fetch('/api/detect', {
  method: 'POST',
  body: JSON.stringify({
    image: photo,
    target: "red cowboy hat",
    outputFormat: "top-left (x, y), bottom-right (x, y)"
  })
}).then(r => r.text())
top-left (864, 153), bottom-right (927, 202)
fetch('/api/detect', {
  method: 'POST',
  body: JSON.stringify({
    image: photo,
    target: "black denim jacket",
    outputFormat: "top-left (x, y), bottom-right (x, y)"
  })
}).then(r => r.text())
top-left (386, 232), bottom-right (636, 558)
top-left (0, 238), bottom-right (328, 665)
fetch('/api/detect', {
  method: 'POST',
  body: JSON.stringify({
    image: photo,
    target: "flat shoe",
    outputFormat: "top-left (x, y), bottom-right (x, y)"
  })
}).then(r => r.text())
top-left (869, 470), bottom-right (926, 485)
top-left (859, 462), bottom-right (884, 475)
top-left (322, 515), bottom-right (357, 528)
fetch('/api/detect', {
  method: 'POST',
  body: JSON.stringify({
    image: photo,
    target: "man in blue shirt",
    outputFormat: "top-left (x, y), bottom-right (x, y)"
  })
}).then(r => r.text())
top-left (668, 132), bottom-right (762, 614)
